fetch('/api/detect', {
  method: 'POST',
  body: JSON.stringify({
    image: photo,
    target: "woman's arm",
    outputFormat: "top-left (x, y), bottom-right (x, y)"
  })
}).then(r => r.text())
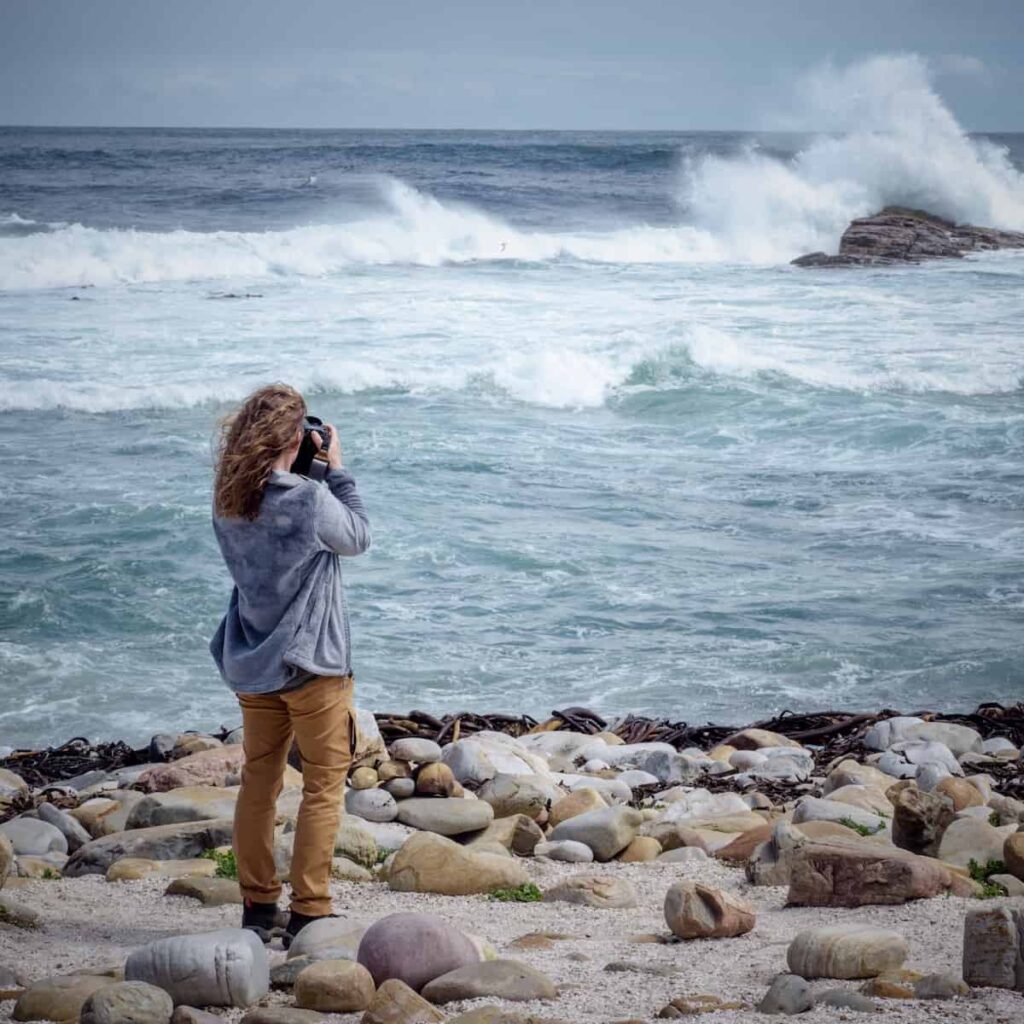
top-left (316, 468), bottom-right (371, 555)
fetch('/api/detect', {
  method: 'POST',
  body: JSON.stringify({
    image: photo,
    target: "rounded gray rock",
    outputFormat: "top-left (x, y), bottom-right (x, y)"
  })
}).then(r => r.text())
top-left (0, 818), bottom-right (68, 856)
top-left (757, 974), bottom-right (813, 1015)
top-left (345, 788), bottom-right (398, 823)
top-left (81, 981), bottom-right (174, 1024)
top-left (389, 739), bottom-right (443, 764)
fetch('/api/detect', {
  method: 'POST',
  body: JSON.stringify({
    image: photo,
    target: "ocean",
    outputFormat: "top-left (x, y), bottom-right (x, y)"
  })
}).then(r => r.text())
top-left (1, 107), bottom-right (1023, 747)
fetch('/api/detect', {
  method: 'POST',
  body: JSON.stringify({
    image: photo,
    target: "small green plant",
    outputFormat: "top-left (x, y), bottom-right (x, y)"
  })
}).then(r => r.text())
top-left (838, 817), bottom-right (886, 837)
top-left (40, 867), bottom-right (60, 880)
top-left (200, 848), bottom-right (238, 880)
top-left (374, 848), bottom-right (392, 866)
top-left (488, 882), bottom-right (543, 903)
top-left (977, 879), bottom-right (1008, 899)
top-left (967, 858), bottom-right (1006, 882)
top-left (989, 811), bottom-right (1001, 827)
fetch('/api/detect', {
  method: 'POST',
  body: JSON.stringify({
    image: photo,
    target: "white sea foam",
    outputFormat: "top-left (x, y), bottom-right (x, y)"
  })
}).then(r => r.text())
top-left (2, 56), bottom-right (1021, 291)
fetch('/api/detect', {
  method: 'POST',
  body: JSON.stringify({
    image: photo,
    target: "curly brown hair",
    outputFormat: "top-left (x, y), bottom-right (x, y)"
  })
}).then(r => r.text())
top-left (214, 383), bottom-right (307, 520)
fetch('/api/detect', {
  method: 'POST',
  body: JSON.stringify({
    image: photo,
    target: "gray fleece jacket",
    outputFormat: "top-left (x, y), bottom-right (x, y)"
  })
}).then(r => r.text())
top-left (210, 467), bottom-right (370, 693)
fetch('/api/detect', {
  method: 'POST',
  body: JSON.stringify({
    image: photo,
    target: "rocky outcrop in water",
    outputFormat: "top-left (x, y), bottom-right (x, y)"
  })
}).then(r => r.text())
top-left (793, 206), bottom-right (1024, 267)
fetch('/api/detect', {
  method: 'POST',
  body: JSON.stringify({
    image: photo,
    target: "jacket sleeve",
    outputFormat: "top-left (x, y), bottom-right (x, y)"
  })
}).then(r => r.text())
top-left (315, 468), bottom-right (371, 556)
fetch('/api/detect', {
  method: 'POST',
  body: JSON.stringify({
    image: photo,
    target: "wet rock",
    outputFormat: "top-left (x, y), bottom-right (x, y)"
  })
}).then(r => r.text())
top-left (65, 820), bottom-right (234, 877)
top-left (793, 207), bottom-right (1024, 267)
top-left (890, 783), bottom-right (954, 855)
top-left (421, 960), bottom-right (556, 1004)
top-left (787, 837), bottom-right (976, 906)
top-left (543, 874), bottom-right (637, 909)
top-left (389, 831), bottom-right (527, 895)
top-left (787, 925), bottom-right (908, 979)
top-left (756, 974), bottom-right (813, 1015)
top-left (0, 818), bottom-right (67, 857)
top-left (362, 978), bottom-right (445, 1023)
top-left (125, 928), bottom-right (269, 1007)
top-left (164, 876), bottom-right (243, 906)
top-left (36, 803), bottom-right (91, 853)
top-left (80, 981), bottom-right (174, 1024)
top-left (294, 960), bottom-right (375, 1013)
top-left (12, 975), bottom-right (116, 1022)
top-left (547, 805), bottom-right (641, 861)
top-left (356, 912), bottom-right (480, 991)
top-left (106, 857), bottom-right (217, 882)
top-left (664, 881), bottom-right (755, 939)
top-left (345, 788), bottom-right (399, 823)
top-left (395, 798), bottom-right (493, 836)
top-left (390, 739), bottom-right (443, 764)
top-left (962, 905), bottom-right (1024, 990)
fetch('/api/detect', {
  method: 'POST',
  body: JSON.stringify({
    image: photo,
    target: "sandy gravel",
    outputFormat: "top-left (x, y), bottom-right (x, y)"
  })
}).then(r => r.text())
top-left (2, 856), bottom-right (1023, 1023)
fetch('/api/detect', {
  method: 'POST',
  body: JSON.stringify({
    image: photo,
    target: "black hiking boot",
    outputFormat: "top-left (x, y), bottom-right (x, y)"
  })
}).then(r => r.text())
top-left (282, 910), bottom-right (339, 950)
top-left (241, 898), bottom-right (278, 944)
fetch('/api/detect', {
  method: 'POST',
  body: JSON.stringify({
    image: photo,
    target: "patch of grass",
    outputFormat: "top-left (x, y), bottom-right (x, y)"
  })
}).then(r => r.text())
top-left (374, 848), bottom-right (392, 865)
top-left (488, 882), bottom-right (543, 903)
top-left (838, 816), bottom-right (886, 837)
top-left (968, 858), bottom-right (1008, 899)
top-left (200, 848), bottom-right (238, 880)
top-left (40, 868), bottom-right (60, 880)
top-left (977, 879), bottom-right (1008, 899)
top-left (989, 811), bottom-right (1001, 827)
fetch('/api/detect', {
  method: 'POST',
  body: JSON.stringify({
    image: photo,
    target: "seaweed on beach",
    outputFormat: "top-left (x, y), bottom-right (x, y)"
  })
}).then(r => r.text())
top-left (0, 736), bottom-right (140, 791)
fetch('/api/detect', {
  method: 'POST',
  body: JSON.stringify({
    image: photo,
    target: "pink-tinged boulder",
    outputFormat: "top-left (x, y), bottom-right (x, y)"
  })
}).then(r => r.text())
top-left (135, 747), bottom-right (245, 792)
top-left (356, 912), bottom-right (480, 993)
top-left (663, 881), bottom-right (756, 939)
top-left (787, 838), bottom-right (977, 907)
top-left (721, 728), bottom-right (803, 750)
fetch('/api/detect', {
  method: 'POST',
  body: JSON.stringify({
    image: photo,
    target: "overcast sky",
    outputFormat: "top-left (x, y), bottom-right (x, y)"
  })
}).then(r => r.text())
top-left (1, 0), bottom-right (1021, 130)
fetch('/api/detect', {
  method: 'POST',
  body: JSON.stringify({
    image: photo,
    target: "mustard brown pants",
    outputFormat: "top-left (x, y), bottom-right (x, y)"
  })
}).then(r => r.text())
top-left (234, 673), bottom-right (355, 916)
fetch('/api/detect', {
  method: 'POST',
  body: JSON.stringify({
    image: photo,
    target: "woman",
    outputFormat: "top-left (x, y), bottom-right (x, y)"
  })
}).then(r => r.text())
top-left (209, 383), bottom-right (371, 946)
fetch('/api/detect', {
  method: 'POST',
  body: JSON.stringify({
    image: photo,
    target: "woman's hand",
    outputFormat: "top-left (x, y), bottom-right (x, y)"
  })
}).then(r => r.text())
top-left (312, 423), bottom-right (343, 470)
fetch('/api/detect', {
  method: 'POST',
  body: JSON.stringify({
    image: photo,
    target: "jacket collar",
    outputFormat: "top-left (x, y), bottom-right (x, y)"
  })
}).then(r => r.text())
top-left (268, 469), bottom-right (304, 489)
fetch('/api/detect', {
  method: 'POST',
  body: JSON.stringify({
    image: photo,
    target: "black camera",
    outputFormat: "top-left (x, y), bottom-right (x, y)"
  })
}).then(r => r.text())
top-left (290, 415), bottom-right (331, 480)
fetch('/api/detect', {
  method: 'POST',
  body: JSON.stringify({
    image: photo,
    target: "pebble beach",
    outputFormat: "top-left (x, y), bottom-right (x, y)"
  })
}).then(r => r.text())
top-left (2, 707), bottom-right (1023, 1023)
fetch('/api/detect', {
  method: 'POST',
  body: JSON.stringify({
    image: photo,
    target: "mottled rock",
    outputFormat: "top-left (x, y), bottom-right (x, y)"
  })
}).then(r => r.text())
top-left (890, 784), bottom-right (954, 856)
top-left (164, 876), bottom-right (243, 906)
top-left (80, 981), bottom-right (174, 1024)
top-left (125, 928), bottom-right (269, 1007)
top-left (356, 912), bottom-right (480, 992)
top-left (543, 874), bottom-right (637, 909)
top-left (962, 905), bottom-right (1024, 990)
top-left (331, 857), bottom-right (373, 882)
top-left (106, 858), bottom-right (217, 882)
top-left (66, 820), bottom-right (233, 877)
top-left (664, 881), bottom-right (755, 939)
top-left (421, 961), bottom-right (556, 1004)
top-left (294, 960), bottom-right (375, 1013)
top-left (787, 837), bottom-right (976, 906)
top-left (388, 832), bottom-right (528, 896)
top-left (756, 974), bottom-right (813, 1015)
top-left (656, 993), bottom-right (747, 1017)
top-left (787, 925), bottom-right (908, 979)
top-left (476, 775), bottom-right (555, 820)
top-left (270, 957), bottom-right (315, 990)
top-left (135, 747), bottom-right (246, 792)
top-left (71, 793), bottom-right (146, 838)
top-left (12, 975), bottom-right (115, 1022)
top-left (395, 798), bottom-right (493, 836)
top-left (0, 769), bottom-right (29, 800)
top-left (913, 971), bottom-right (970, 999)
top-left (361, 978), bottom-right (445, 1023)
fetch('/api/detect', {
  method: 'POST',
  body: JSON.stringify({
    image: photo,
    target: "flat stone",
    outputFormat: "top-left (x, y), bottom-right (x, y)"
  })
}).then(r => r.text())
top-left (334, 819), bottom-right (379, 866)
top-left (663, 881), bottom-right (755, 939)
top-left (442, 741), bottom-right (496, 786)
top-left (421, 960), bottom-right (556, 1004)
top-left (80, 981), bottom-right (174, 1024)
top-left (362, 978), bottom-right (445, 1023)
top-left (788, 925), bottom-right (908, 979)
top-left (962, 905), bottom-right (1024, 989)
top-left (71, 792), bottom-right (146, 838)
top-left (935, 777), bottom-right (985, 811)
top-left (543, 874), bottom-right (637, 909)
top-left (388, 831), bottom-right (528, 895)
top-left (66, 820), bottom-right (234, 877)
top-left (396, 798), bottom-right (493, 836)
top-left (757, 974), bottom-right (813, 1015)
top-left (533, 840), bottom-right (593, 863)
top-left (270, 957), bottom-right (315, 990)
top-left (906, 722), bottom-right (982, 757)
top-left (294, 960), bottom-right (375, 1013)
top-left (125, 928), bottom-right (269, 1007)
top-left (0, 818), bottom-right (67, 857)
top-left (164, 876), bottom-right (243, 906)
top-left (134, 746), bottom-right (245, 793)
top-left (12, 975), bottom-right (116, 1022)
top-left (913, 971), bottom-right (970, 999)
top-left (356, 912), bottom-right (481, 991)
top-left (346, 788), bottom-right (399, 823)
top-left (390, 739), bottom-right (443, 764)
top-left (106, 857), bottom-right (217, 882)
top-left (547, 788), bottom-right (606, 828)
top-left (126, 787), bottom-right (240, 829)
top-left (331, 857), bottom-right (373, 882)
top-left (287, 918), bottom-right (366, 962)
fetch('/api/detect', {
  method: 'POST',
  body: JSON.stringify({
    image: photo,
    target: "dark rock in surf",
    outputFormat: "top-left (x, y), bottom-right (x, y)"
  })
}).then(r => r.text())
top-left (792, 206), bottom-right (1024, 267)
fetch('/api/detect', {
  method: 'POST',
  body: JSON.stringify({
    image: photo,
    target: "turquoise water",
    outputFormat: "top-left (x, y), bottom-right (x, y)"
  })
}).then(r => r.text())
top-left (1, 122), bottom-right (1023, 747)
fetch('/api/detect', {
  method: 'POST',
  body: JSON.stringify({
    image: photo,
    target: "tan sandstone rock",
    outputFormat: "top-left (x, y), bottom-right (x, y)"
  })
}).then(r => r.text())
top-left (663, 882), bottom-right (755, 939)
top-left (787, 925), bottom-right (908, 979)
top-left (388, 832), bottom-right (528, 896)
